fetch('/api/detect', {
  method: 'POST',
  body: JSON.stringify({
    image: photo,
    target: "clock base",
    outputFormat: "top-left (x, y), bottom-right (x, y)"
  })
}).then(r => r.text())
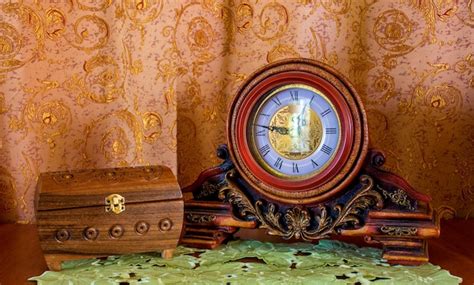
top-left (181, 145), bottom-right (440, 265)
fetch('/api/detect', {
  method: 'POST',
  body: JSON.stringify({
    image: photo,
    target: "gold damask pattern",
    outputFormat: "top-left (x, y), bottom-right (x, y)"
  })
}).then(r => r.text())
top-left (0, 0), bottom-right (472, 223)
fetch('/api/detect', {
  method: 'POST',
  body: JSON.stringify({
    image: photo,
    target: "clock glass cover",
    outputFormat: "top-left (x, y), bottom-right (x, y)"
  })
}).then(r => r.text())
top-left (228, 59), bottom-right (367, 203)
top-left (249, 84), bottom-right (341, 179)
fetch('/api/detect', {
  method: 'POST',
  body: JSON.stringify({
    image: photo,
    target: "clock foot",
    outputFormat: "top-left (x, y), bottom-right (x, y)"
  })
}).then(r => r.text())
top-left (380, 239), bottom-right (428, 266)
top-left (181, 200), bottom-right (257, 249)
top-left (340, 205), bottom-right (439, 265)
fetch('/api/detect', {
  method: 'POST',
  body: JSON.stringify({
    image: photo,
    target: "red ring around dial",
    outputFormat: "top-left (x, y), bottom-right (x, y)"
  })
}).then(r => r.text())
top-left (233, 71), bottom-right (354, 192)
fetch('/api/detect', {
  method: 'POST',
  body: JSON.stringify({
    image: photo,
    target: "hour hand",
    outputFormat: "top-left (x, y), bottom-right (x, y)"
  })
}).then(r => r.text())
top-left (272, 126), bottom-right (289, 135)
top-left (255, 124), bottom-right (289, 135)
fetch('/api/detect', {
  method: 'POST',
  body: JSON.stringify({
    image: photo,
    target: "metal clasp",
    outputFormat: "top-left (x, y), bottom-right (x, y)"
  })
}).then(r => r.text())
top-left (105, 194), bottom-right (125, 214)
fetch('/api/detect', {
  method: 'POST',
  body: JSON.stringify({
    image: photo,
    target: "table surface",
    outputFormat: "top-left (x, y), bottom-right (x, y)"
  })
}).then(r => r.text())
top-left (0, 219), bottom-right (473, 285)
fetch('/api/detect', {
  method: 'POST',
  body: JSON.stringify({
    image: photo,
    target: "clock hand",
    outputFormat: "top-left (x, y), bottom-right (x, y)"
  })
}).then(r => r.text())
top-left (254, 124), bottom-right (271, 130)
top-left (273, 126), bottom-right (289, 135)
top-left (254, 124), bottom-right (289, 135)
top-left (300, 104), bottom-right (308, 116)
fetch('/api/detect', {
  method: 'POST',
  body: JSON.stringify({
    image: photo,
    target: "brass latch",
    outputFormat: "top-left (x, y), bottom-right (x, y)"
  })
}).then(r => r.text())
top-left (105, 194), bottom-right (125, 214)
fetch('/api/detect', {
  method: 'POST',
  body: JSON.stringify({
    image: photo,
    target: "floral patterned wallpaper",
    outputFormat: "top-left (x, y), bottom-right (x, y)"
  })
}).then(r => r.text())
top-left (0, 0), bottom-right (472, 223)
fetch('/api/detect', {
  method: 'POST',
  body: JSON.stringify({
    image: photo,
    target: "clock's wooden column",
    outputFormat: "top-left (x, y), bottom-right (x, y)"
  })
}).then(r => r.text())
top-left (181, 145), bottom-right (439, 265)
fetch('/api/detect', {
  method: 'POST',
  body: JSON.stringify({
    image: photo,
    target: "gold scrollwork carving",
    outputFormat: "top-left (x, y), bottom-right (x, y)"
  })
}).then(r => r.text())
top-left (371, 72), bottom-right (396, 102)
top-left (173, 4), bottom-right (222, 75)
top-left (218, 172), bottom-right (383, 240)
top-left (432, 0), bottom-right (458, 22)
top-left (1, 2), bottom-right (44, 64)
top-left (253, 2), bottom-right (289, 41)
top-left (121, 0), bottom-right (163, 40)
top-left (45, 8), bottom-right (66, 40)
top-left (187, 17), bottom-right (215, 53)
top-left (65, 15), bottom-right (109, 51)
top-left (380, 226), bottom-right (418, 236)
top-left (0, 21), bottom-right (30, 75)
top-left (101, 127), bottom-right (131, 162)
top-left (456, 0), bottom-right (474, 27)
top-left (373, 9), bottom-right (414, 53)
top-left (32, 101), bottom-right (71, 135)
top-left (357, 2), bottom-right (432, 69)
top-left (0, 22), bottom-right (21, 60)
top-left (180, 78), bottom-right (202, 111)
top-left (236, 3), bottom-right (253, 33)
top-left (321, 0), bottom-right (351, 15)
top-left (13, 84), bottom-right (74, 148)
top-left (186, 213), bottom-right (216, 224)
top-left (65, 54), bottom-right (126, 104)
top-left (195, 180), bottom-right (227, 200)
top-left (454, 54), bottom-right (474, 75)
top-left (123, 0), bottom-right (163, 25)
top-left (423, 84), bottom-right (463, 121)
top-left (83, 110), bottom-right (143, 167)
top-left (266, 44), bottom-right (300, 63)
top-left (83, 54), bottom-right (124, 103)
top-left (402, 60), bottom-right (468, 148)
top-left (142, 112), bottom-right (162, 144)
top-left (379, 186), bottom-right (416, 211)
top-left (160, 2), bottom-right (231, 77)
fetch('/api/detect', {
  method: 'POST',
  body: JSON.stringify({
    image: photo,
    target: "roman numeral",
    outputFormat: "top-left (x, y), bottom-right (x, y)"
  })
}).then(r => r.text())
top-left (292, 162), bottom-right (299, 173)
top-left (321, 144), bottom-right (332, 155)
top-left (290, 90), bottom-right (298, 101)
top-left (274, 157), bottom-right (283, 169)
top-left (320, 109), bottom-right (331, 117)
top-left (256, 129), bottom-right (266, 136)
top-left (260, 113), bottom-right (270, 117)
top-left (311, 159), bottom-right (319, 168)
top-left (326, 128), bottom-right (337, 134)
top-left (272, 96), bottom-right (281, 106)
top-left (309, 95), bottom-right (315, 104)
top-left (259, 144), bottom-right (270, 157)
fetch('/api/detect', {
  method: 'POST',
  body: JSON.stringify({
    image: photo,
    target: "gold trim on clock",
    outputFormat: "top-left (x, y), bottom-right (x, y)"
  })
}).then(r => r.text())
top-left (269, 104), bottom-right (322, 160)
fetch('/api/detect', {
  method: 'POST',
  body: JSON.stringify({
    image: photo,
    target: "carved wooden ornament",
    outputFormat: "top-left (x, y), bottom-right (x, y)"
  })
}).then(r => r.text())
top-left (182, 59), bottom-right (440, 266)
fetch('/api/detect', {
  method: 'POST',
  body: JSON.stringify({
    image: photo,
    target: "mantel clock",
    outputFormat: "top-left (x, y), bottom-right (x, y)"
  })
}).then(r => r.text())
top-left (182, 59), bottom-right (439, 265)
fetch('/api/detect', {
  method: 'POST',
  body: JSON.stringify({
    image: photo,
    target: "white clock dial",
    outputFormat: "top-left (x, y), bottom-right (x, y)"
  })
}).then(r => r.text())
top-left (250, 84), bottom-right (341, 178)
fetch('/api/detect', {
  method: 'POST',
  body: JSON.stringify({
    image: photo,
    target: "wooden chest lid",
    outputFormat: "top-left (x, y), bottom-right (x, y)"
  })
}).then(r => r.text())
top-left (37, 165), bottom-right (182, 211)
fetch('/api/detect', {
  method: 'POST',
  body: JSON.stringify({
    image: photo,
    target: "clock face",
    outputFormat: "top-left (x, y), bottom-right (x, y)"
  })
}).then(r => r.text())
top-left (228, 59), bottom-right (368, 204)
top-left (249, 84), bottom-right (341, 179)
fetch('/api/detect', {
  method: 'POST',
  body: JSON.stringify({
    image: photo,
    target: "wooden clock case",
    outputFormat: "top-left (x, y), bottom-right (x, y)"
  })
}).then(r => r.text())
top-left (181, 59), bottom-right (439, 265)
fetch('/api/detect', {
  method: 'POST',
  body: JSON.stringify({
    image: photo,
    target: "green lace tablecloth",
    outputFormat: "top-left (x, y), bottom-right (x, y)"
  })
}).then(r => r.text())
top-left (30, 240), bottom-right (461, 285)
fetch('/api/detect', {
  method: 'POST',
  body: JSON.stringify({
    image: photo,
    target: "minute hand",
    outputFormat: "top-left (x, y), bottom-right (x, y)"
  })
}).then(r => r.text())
top-left (255, 124), bottom-right (289, 135)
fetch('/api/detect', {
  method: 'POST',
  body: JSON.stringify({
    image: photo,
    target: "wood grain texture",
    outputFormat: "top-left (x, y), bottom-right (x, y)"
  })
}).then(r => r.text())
top-left (37, 166), bottom-right (182, 210)
top-left (35, 165), bottom-right (184, 270)
top-left (37, 201), bottom-right (183, 254)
